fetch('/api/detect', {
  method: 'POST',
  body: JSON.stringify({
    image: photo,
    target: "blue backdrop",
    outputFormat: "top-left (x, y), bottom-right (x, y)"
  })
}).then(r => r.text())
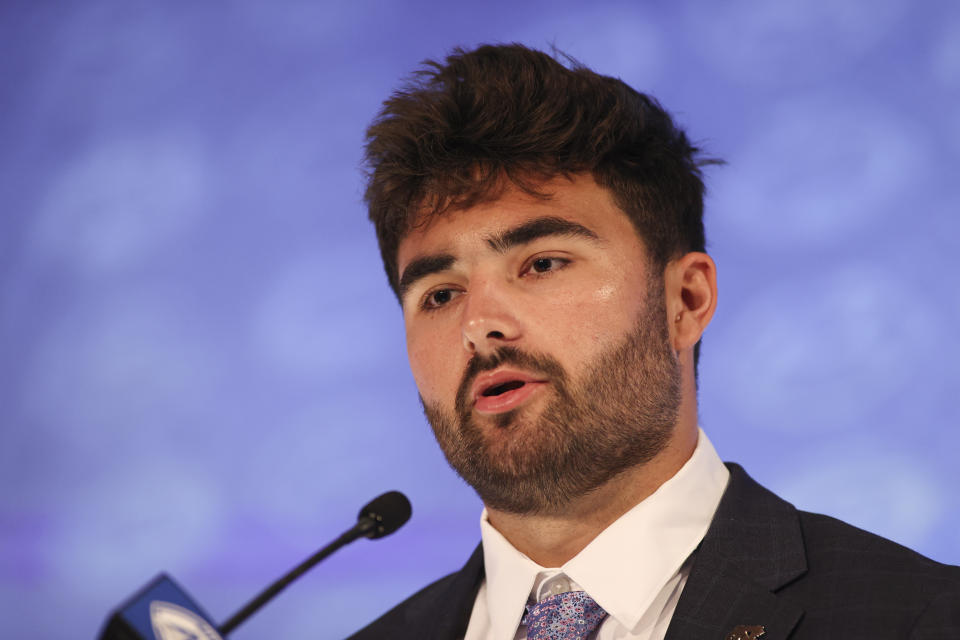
top-left (1, 1), bottom-right (958, 638)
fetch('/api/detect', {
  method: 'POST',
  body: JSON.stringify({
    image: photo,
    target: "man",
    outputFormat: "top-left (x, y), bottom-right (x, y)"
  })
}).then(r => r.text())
top-left (348, 44), bottom-right (960, 639)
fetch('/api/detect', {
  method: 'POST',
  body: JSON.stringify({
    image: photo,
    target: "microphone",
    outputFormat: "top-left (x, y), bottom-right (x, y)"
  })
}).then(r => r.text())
top-left (98, 491), bottom-right (412, 639)
top-left (219, 490), bottom-right (411, 634)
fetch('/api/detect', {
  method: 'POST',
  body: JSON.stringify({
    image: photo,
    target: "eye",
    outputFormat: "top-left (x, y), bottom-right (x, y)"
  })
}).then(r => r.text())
top-left (525, 256), bottom-right (570, 275)
top-left (421, 287), bottom-right (462, 310)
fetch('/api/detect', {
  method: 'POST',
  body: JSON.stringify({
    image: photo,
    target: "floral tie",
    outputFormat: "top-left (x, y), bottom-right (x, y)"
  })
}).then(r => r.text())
top-left (522, 590), bottom-right (608, 640)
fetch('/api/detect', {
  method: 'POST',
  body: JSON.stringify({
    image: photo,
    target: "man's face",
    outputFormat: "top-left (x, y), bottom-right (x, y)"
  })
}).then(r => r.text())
top-left (396, 174), bottom-right (682, 515)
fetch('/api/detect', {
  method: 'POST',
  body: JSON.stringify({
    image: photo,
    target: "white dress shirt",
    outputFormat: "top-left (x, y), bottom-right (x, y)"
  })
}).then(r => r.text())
top-left (463, 428), bottom-right (730, 640)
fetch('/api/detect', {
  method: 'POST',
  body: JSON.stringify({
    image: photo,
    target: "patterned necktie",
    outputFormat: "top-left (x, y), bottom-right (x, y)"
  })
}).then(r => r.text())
top-left (522, 590), bottom-right (608, 640)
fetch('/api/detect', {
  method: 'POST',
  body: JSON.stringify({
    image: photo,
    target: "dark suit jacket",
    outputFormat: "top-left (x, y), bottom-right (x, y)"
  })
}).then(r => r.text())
top-left (348, 465), bottom-right (960, 639)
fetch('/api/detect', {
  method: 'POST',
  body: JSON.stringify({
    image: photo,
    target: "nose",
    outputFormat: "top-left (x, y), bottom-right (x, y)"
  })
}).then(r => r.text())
top-left (460, 278), bottom-right (523, 354)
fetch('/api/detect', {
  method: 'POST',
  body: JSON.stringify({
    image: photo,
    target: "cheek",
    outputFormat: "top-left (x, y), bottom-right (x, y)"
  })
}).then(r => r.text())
top-left (405, 325), bottom-right (462, 401)
top-left (539, 276), bottom-right (642, 353)
top-left (406, 341), bottom-right (434, 393)
top-left (593, 283), bottom-right (616, 302)
top-left (591, 265), bottom-right (650, 319)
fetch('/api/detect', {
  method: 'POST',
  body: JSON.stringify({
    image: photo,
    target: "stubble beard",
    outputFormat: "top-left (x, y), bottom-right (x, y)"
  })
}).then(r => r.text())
top-left (421, 281), bottom-right (683, 516)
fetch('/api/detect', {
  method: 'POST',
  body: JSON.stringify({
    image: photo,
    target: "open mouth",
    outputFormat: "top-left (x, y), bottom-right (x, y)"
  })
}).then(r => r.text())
top-left (481, 380), bottom-right (526, 397)
top-left (472, 370), bottom-right (547, 414)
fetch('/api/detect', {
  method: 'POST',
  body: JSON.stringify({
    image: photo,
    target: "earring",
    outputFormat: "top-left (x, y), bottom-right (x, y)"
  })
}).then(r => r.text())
top-left (675, 312), bottom-right (682, 323)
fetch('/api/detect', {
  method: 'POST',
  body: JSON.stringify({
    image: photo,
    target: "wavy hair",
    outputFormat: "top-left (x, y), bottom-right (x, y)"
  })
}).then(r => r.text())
top-left (364, 43), bottom-right (717, 298)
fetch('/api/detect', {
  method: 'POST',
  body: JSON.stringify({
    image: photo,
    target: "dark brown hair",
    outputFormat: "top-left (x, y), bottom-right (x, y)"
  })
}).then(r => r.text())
top-left (364, 43), bottom-right (715, 296)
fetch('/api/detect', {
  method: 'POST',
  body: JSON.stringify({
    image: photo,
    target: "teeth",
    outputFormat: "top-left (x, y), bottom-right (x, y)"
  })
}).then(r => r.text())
top-left (483, 380), bottom-right (525, 397)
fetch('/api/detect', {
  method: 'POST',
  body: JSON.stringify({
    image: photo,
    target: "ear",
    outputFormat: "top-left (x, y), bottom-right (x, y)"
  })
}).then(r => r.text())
top-left (664, 252), bottom-right (717, 352)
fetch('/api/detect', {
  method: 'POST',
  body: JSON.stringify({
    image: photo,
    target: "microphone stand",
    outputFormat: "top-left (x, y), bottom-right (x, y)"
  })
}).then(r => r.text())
top-left (218, 518), bottom-right (375, 635)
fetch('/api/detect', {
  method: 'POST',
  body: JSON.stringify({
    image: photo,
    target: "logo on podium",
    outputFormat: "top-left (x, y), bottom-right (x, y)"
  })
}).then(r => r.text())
top-left (150, 601), bottom-right (223, 640)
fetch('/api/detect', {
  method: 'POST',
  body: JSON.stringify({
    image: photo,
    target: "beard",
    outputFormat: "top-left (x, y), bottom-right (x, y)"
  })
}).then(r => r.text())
top-left (421, 279), bottom-right (682, 516)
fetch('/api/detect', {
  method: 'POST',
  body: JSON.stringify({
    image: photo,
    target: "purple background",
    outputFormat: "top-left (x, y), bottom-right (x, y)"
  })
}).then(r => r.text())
top-left (1, 1), bottom-right (958, 638)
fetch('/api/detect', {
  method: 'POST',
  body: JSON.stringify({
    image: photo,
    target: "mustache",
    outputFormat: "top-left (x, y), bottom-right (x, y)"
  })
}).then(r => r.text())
top-left (454, 346), bottom-right (568, 414)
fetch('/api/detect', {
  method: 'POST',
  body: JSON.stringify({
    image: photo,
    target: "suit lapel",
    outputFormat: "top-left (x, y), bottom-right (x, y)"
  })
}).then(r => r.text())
top-left (666, 464), bottom-right (807, 640)
top-left (410, 543), bottom-right (485, 640)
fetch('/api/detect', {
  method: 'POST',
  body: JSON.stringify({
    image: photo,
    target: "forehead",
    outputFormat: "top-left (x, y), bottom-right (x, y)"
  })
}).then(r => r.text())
top-left (396, 173), bottom-right (639, 269)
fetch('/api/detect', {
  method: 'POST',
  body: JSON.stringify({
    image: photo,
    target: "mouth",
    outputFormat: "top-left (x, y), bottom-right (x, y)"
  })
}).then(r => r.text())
top-left (471, 370), bottom-right (548, 415)
top-left (481, 380), bottom-right (527, 396)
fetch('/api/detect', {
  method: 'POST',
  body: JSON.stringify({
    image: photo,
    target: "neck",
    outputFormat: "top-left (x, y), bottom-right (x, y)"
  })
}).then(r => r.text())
top-left (485, 420), bottom-right (699, 567)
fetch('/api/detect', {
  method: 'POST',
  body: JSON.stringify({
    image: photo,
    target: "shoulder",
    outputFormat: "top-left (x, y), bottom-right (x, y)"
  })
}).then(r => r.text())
top-left (720, 463), bottom-right (959, 584)
top-left (797, 508), bottom-right (959, 580)
top-left (705, 464), bottom-right (960, 636)
top-left (786, 511), bottom-right (960, 637)
top-left (791, 509), bottom-right (960, 602)
top-left (346, 544), bottom-right (484, 640)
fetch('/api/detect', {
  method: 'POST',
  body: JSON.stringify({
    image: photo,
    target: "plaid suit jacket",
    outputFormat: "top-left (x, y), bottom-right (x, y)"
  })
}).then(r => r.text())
top-left (348, 464), bottom-right (960, 639)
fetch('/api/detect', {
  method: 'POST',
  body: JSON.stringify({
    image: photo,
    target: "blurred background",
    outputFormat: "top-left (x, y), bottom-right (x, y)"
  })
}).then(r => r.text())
top-left (1, 0), bottom-right (958, 637)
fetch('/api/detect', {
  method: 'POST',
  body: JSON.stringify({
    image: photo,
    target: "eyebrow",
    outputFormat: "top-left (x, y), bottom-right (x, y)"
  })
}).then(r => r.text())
top-left (398, 253), bottom-right (456, 300)
top-left (397, 216), bottom-right (601, 300)
top-left (485, 216), bottom-right (599, 253)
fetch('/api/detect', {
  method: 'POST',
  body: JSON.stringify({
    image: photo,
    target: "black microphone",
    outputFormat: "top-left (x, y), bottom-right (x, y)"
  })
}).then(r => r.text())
top-left (219, 490), bottom-right (411, 634)
top-left (98, 491), bottom-right (412, 639)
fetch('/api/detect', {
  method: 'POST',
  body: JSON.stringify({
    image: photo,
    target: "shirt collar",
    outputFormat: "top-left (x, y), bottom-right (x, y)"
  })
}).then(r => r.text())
top-left (478, 510), bottom-right (542, 640)
top-left (478, 427), bottom-right (730, 639)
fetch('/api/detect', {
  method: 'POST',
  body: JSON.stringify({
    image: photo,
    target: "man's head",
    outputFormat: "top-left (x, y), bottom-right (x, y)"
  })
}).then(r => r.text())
top-left (362, 44), bottom-right (717, 515)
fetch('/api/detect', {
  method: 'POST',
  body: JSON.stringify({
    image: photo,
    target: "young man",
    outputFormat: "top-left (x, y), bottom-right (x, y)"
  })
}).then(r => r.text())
top-left (348, 44), bottom-right (960, 640)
